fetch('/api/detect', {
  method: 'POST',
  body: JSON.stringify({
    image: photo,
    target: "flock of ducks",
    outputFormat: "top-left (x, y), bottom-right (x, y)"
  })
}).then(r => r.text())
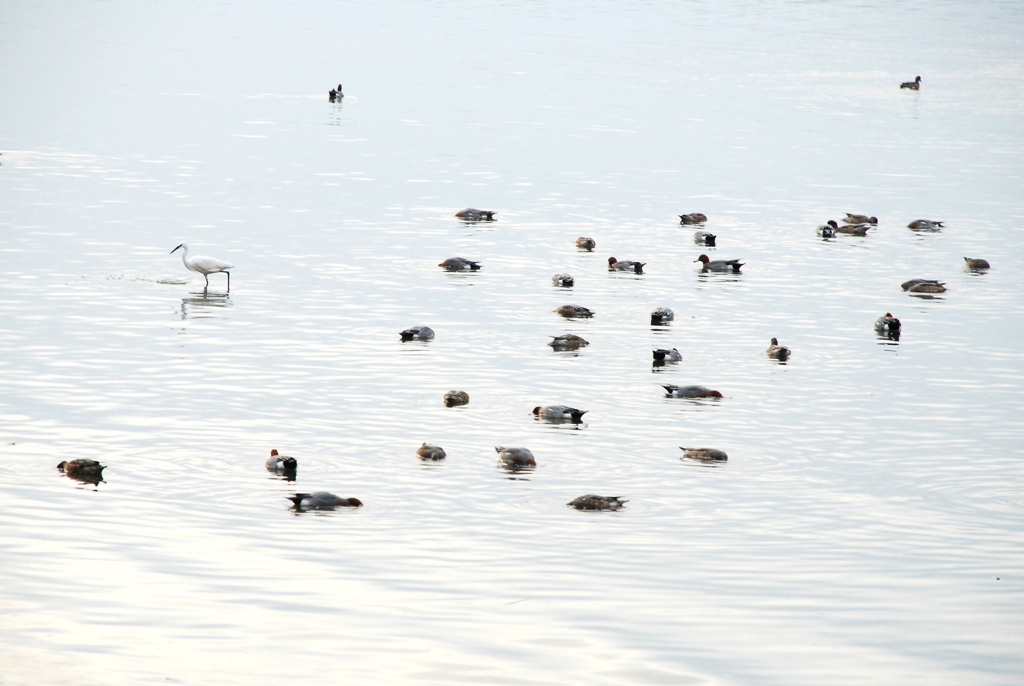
top-left (57, 75), bottom-right (992, 513)
top-left (64, 199), bottom-right (993, 511)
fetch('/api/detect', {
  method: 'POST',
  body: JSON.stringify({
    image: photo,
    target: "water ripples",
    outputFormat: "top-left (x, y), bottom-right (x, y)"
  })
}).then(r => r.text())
top-left (3, 1), bottom-right (1024, 683)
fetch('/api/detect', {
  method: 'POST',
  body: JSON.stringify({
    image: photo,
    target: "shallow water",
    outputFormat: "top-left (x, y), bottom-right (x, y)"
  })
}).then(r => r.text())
top-left (2, 1), bottom-right (1023, 684)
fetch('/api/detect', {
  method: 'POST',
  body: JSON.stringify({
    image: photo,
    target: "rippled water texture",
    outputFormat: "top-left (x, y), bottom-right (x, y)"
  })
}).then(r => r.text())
top-left (2, 1), bottom-right (1023, 684)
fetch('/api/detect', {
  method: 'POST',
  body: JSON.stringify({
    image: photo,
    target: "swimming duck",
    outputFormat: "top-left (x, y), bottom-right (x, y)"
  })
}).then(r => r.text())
top-left (651, 307), bottom-right (674, 324)
top-left (679, 447), bottom-right (728, 462)
top-left (439, 257), bottom-right (482, 271)
top-left (532, 405), bottom-right (588, 422)
top-left (454, 208), bottom-right (496, 221)
top-left (548, 334), bottom-right (590, 349)
top-left (766, 337), bottom-right (791, 360)
top-left (653, 348), bottom-right (682, 362)
top-left (400, 325), bottom-right (435, 341)
top-left (908, 219), bottom-right (943, 230)
top-left (901, 278), bottom-right (945, 291)
top-left (552, 273), bottom-right (574, 287)
top-left (266, 449), bottom-right (297, 472)
top-left (329, 84), bottom-right (343, 100)
top-left (567, 495), bottom-right (627, 511)
top-left (695, 254), bottom-right (743, 272)
top-left (608, 257), bottom-right (646, 273)
top-left (287, 492), bottom-right (363, 510)
top-left (817, 220), bottom-right (839, 237)
top-left (835, 223), bottom-right (872, 236)
top-left (874, 313), bottom-right (901, 333)
top-left (57, 459), bottom-right (106, 478)
top-left (679, 213), bottom-right (708, 224)
top-left (495, 446), bottom-right (536, 467)
top-left (662, 385), bottom-right (723, 398)
top-left (444, 391), bottom-right (470, 407)
top-left (693, 231), bottom-right (717, 246)
top-left (964, 257), bottom-right (991, 269)
top-left (417, 443), bottom-right (446, 460)
top-left (844, 214), bottom-right (878, 225)
top-left (576, 237), bottom-right (596, 251)
top-left (554, 304), bottom-right (594, 318)
top-left (900, 76), bottom-right (922, 90)
top-left (907, 281), bottom-right (947, 293)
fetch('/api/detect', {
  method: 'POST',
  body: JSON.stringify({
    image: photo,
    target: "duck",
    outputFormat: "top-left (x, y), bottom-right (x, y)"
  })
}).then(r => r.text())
top-left (454, 208), bottom-right (496, 221)
top-left (907, 281), bottom-right (947, 293)
top-left (653, 348), bottom-right (682, 362)
top-left (439, 257), bottom-right (482, 271)
top-left (417, 443), bottom-right (446, 460)
top-left (170, 242), bottom-right (233, 290)
top-left (901, 278), bottom-right (945, 291)
top-left (57, 459), bottom-right (106, 478)
top-left (266, 449), bottom-right (297, 472)
top-left (908, 219), bottom-right (943, 230)
top-left (835, 223), bottom-right (872, 236)
top-left (817, 220), bottom-right (839, 237)
top-left (552, 273), bottom-right (574, 287)
top-left (678, 213), bottom-right (708, 224)
top-left (900, 76), bottom-right (922, 90)
top-left (679, 447), bottom-right (728, 462)
top-left (444, 390), bottom-right (470, 407)
top-left (567, 495), bottom-right (627, 511)
top-left (554, 304), bottom-right (594, 318)
top-left (576, 237), bottom-right (596, 251)
top-left (693, 231), bottom-right (717, 246)
top-left (662, 385), bottom-right (723, 398)
top-left (766, 337), bottom-right (791, 360)
top-left (328, 84), bottom-right (343, 100)
top-left (287, 492), bottom-right (363, 510)
top-left (607, 256), bottom-right (646, 273)
top-left (843, 214), bottom-right (878, 225)
top-left (400, 325), bottom-right (435, 341)
top-left (650, 307), bottom-right (674, 325)
top-left (695, 254), bottom-right (743, 272)
top-left (964, 257), bottom-right (991, 269)
top-left (532, 405), bottom-right (588, 422)
top-left (874, 313), bottom-right (901, 333)
top-left (495, 446), bottom-right (536, 467)
top-left (548, 334), bottom-right (589, 349)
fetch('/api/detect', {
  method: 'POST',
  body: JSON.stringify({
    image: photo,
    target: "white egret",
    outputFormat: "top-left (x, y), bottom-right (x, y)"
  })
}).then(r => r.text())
top-left (170, 242), bottom-right (233, 290)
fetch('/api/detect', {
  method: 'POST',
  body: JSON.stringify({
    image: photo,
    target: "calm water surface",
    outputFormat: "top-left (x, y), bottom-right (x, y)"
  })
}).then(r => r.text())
top-left (1, 1), bottom-right (1023, 684)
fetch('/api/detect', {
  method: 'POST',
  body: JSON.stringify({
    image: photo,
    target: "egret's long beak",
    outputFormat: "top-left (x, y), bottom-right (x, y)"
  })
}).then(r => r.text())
top-left (170, 244), bottom-right (182, 254)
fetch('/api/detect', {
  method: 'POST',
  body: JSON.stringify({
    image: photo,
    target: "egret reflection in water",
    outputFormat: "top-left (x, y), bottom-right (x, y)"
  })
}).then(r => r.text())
top-left (180, 291), bottom-right (232, 320)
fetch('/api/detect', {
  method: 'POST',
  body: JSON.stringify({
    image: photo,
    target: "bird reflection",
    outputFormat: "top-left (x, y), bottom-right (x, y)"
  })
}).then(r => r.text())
top-left (266, 463), bottom-right (297, 482)
top-left (61, 471), bottom-right (106, 486)
top-left (696, 272), bottom-right (743, 283)
top-left (180, 291), bottom-right (231, 320)
top-left (876, 331), bottom-right (901, 346)
top-left (498, 466), bottom-right (533, 480)
top-left (682, 458), bottom-right (727, 469)
top-left (327, 101), bottom-right (346, 127)
top-left (532, 415), bottom-right (587, 430)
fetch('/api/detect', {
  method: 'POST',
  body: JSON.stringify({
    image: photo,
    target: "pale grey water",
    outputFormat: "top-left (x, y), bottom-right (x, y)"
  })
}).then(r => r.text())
top-left (2, 1), bottom-right (1023, 684)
